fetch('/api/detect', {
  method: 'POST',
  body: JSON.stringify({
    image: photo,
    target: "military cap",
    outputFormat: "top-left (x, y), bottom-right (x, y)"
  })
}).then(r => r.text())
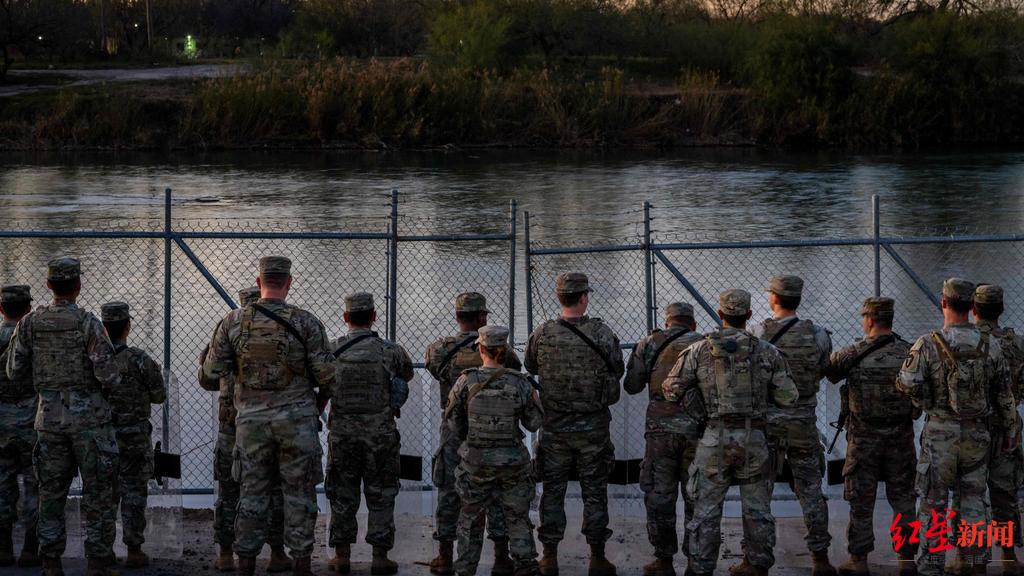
top-left (719, 289), bottom-right (751, 316)
top-left (942, 278), bottom-right (975, 302)
top-left (238, 286), bottom-right (260, 307)
top-left (556, 272), bottom-right (591, 295)
top-left (47, 257), bottom-right (81, 281)
top-left (345, 292), bottom-right (375, 312)
top-left (860, 297), bottom-right (895, 320)
top-left (477, 325), bottom-right (509, 347)
top-left (259, 256), bottom-right (292, 276)
top-left (767, 275), bottom-right (804, 298)
top-left (101, 301), bottom-right (131, 322)
top-left (975, 284), bottom-right (1004, 304)
top-left (0, 285), bottom-right (31, 304)
top-left (664, 302), bottom-right (695, 320)
top-left (455, 292), bottom-right (489, 313)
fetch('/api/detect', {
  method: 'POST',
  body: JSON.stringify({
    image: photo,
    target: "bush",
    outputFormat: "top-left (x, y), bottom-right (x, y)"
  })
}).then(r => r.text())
top-left (427, 1), bottom-right (514, 70)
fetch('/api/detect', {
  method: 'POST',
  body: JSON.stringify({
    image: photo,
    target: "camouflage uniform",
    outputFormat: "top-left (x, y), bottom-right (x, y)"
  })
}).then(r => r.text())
top-left (6, 258), bottom-right (121, 563)
top-left (201, 257), bottom-right (335, 561)
top-left (750, 276), bottom-right (833, 557)
top-left (101, 302), bottom-right (166, 550)
top-left (525, 274), bottom-right (624, 548)
top-left (897, 279), bottom-right (1017, 576)
top-left (663, 290), bottom-right (798, 576)
top-left (823, 298), bottom-right (917, 559)
top-left (624, 303), bottom-right (703, 563)
top-left (445, 326), bottom-right (544, 576)
top-left (425, 293), bottom-right (521, 546)
top-left (325, 293), bottom-right (414, 551)
top-left (0, 285), bottom-right (38, 561)
top-left (197, 287), bottom-right (286, 552)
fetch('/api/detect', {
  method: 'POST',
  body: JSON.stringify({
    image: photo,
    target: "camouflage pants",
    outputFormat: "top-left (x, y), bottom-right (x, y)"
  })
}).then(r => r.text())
top-left (916, 419), bottom-right (991, 576)
top-left (234, 416), bottom-right (322, 559)
top-left (326, 430), bottom-right (400, 549)
top-left (767, 418), bottom-right (831, 554)
top-left (115, 427), bottom-right (153, 548)
top-left (434, 423), bottom-right (506, 543)
top-left (639, 431), bottom-right (696, 560)
top-left (213, 432), bottom-right (284, 548)
top-left (34, 427), bottom-right (119, 560)
top-left (988, 414), bottom-right (1024, 548)
top-left (842, 425), bottom-right (917, 555)
top-left (0, 422), bottom-right (38, 537)
top-left (687, 425), bottom-right (775, 574)
top-left (454, 463), bottom-right (537, 576)
top-left (535, 429), bottom-right (614, 546)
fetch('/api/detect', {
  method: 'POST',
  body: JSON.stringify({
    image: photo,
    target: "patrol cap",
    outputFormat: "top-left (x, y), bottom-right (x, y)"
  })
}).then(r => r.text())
top-left (0, 285), bottom-right (32, 304)
top-left (259, 256), bottom-right (292, 277)
top-left (556, 272), bottom-right (591, 295)
top-left (477, 325), bottom-right (509, 347)
top-left (860, 297), bottom-right (895, 320)
top-left (47, 257), bottom-right (81, 281)
top-left (237, 286), bottom-right (260, 307)
top-left (719, 289), bottom-right (751, 316)
top-left (345, 292), bottom-right (375, 312)
top-left (664, 302), bottom-right (695, 320)
top-left (455, 292), bottom-right (489, 313)
top-left (767, 275), bottom-right (804, 298)
top-left (975, 284), bottom-right (1004, 305)
top-left (942, 278), bottom-right (975, 303)
top-left (101, 301), bottom-right (131, 322)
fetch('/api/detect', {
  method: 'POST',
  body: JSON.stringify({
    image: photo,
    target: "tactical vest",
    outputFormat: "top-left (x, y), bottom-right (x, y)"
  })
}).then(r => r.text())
top-left (986, 325), bottom-right (1024, 403)
top-left (31, 306), bottom-right (91, 392)
top-left (334, 336), bottom-right (391, 414)
top-left (646, 329), bottom-right (697, 418)
top-left (763, 318), bottom-right (821, 400)
top-left (442, 338), bottom-right (482, 405)
top-left (466, 370), bottom-right (519, 449)
top-left (847, 339), bottom-right (914, 424)
top-left (109, 347), bottom-right (149, 427)
top-left (932, 331), bottom-right (992, 419)
top-left (535, 321), bottom-right (608, 413)
top-left (706, 331), bottom-right (764, 419)
top-left (0, 326), bottom-right (34, 401)
top-left (238, 305), bottom-right (295, 391)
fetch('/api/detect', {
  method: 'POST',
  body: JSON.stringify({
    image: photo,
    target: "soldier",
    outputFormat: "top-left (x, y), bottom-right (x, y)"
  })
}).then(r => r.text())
top-left (0, 285), bottom-right (39, 567)
top-left (201, 256), bottom-right (335, 576)
top-left (751, 275), bottom-right (835, 576)
top-left (662, 289), bottom-right (798, 576)
top-left (824, 297), bottom-right (917, 576)
top-left (425, 292), bottom-right (521, 576)
top-left (444, 325), bottom-right (544, 576)
top-left (198, 286), bottom-right (291, 573)
top-left (624, 302), bottom-right (704, 576)
top-left (6, 257), bottom-right (121, 576)
top-left (324, 292), bottom-right (414, 575)
top-left (973, 284), bottom-right (1024, 575)
top-left (897, 278), bottom-right (1017, 576)
top-left (525, 272), bottom-right (624, 576)
top-left (100, 301), bottom-right (167, 568)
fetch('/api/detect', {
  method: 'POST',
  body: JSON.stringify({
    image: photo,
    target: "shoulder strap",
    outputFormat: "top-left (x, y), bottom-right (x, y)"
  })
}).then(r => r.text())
top-left (846, 334), bottom-right (895, 372)
top-left (557, 319), bottom-right (618, 374)
top-left (113, 344), bottom-right (128, 355)
top-left (647, 329), bottom-right (692, 372)
top-left (768, 317), bottom-right (799, 345)
top-left (467, 369), bottom-right (509, 403)
top-left (0, 341), bottom-right (10, 359)
top-left (438, 335), bottom-right (478, 375)
top-left (931, 331), bottom-right (957, 369)
top-left (252, 303), bottom-right (318, 385)
top-left (333, 333), bottom-right (379, 359)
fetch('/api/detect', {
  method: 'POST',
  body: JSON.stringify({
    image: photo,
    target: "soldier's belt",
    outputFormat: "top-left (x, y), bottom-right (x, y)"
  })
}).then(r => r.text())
top-left (850, 415), bottom-right (914, 428)
top-left (709, 416), bottom-right (766, 428)
top-left (928, 414), bottom-right (990, 426)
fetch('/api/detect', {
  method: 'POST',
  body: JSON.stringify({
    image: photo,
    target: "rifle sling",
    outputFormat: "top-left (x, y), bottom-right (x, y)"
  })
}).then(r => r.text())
top-left (438, 335), bottom-right (478, 378)
top-left (252, 304), bottom-right (319, 386)
top-left (467, 369), bottom-right (509, 404)
top-left (646, 329), bottom-right (692, 373)
top-left (113, 344), bottom-right (128, 355)
top-left (768, 317), bottom-right (799, 345)
top-left (556, 319), bottom-right (618, 375)
top-left (333, 333), bottom-right (379, 358)
top-left (846, 334), bottom-right (897, 372)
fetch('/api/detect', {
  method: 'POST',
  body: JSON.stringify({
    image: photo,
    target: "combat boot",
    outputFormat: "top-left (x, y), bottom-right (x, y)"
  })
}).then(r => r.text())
top-left (0, 526), bottom-right (12, 566)
top-left (42, 556), bottom-right (64, 576)
top-left (293, 555), bottom-right (316, 576)
top-left (729, 558), bottom-right (768, 576)
top-left (1002, 547), bottom-right (1022, 576)
top-left (643, 557), bottom-right (676, 576)
top-left (947, 555), bottom-right (971, 576)
top-left (588, 543), bottom-right (617, 576)
top-left (18, 529), bottom-right (40, 567)
top-left (371, 546), bottom-right (399, 575)
top-left (236, 555), bottom-right (256, 576)
top-left (493, 539), bottom-right (515, 576)
top-left (812, 551), bottom-right (838, 576)
top-left (85, 556), bottom-right (116, 576)
top-left (539, 544), bottom-right (559, 576)
top-left (837, 554), bottom-right (870, 576)
top-left (430, 541), bottom-right (455, 576)
top-left (328, 545), bottom-right (351, 574)
top-left (897, 551), bottom-right (917, 576)
top-left (266, 545), bottom-right (292, 573)
top-left (124, 546), bottom-right (149, 568)
top-left (214, 544), bottom-right (235, 572)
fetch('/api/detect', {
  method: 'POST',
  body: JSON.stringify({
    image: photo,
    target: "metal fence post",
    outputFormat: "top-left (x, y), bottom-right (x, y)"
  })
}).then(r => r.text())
top-left (643, 200), bottom-right (654, 332)
top-left (524, 211), bottom-right (534, 338)
top-left (162, 187), bottom-right (171, 450)
top-left (388, 190), bottom-right (399, 342)
top-left (508, 199), bottom-right (517, 344)
top-left (872, 194), bottom-right (881, 297)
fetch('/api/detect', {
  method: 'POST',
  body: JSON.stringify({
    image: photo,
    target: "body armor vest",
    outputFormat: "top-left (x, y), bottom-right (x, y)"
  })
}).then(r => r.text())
top-left (238, 305), bottom-right (295, 391)
top-left (985, 325), bottom-right (1024, 403)
top-left (442, 339), bottom-right (482, 406)
top-left (763, 318), bottom-right (821, 399)
top-left (706, 331), bottom-right (764, 419)
top-left (536, 322), bottom-right (607, 413)
top-left (466, 370), bottom-right (520, 449)
top-left (847, 339), bottom-right (914, 424)
top-left (110, 347), bottom-right (149, 427)
top-left (932, 331), bottom-right (992, 418)
top-left (647, 329), bottom-right (697, 419)
top-left (334, 336), bottom-right (391, 414)
top-left (0, 326), bottom-right (33, 400)
top-left (31, 306), bottom-right (90, 392)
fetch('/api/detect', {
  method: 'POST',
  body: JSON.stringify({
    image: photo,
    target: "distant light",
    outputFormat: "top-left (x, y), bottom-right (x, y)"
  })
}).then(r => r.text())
top-left (187, 34), bottom-right (192, 40)
top-left (37, 36), bottom-right (43, 41)
top-left (134, 23), bottom-right (139, 28)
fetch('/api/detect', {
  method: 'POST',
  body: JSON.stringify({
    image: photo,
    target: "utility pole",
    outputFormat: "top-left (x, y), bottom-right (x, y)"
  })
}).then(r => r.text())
top-left (99, 0), bottom-right (106, 55)
top-left (146, 0), bottom-right (152, 51)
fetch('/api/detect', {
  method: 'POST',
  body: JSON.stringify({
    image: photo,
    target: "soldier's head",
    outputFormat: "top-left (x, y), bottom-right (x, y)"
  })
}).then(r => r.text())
top-left (974, 284), bottom-right (1004, 323)
top-left (256, 256), bottom-right (292, 299)
top-left (46, 256), bottom-right (81, 300)
top-left (941, 278), bottom-right (975, 321)
top-left (717, 289), bottom-right (752, 329)
top-left (556, 272), bottom-right (591, 317)
top-left (860, 297), bottom-right (894, 335)
top-left (477, 325), bottom-right (509, 367)
top-left (766, 275), bottom-right (803, 313)
top-left (344, 292), bottom-right (376, 329)
top-left (664, 302), bottom-right (696, 331)
top-left (0, 285), bottom-right (32, 322)
top-left (454, 292), bottom-right (489, 332)
top-left (101, 301), bottom-right (132, 341)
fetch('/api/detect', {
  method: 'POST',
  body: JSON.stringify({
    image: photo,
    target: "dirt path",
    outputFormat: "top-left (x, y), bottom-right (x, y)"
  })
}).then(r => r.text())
top-left (0, 64), bottom-right (243, 98)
